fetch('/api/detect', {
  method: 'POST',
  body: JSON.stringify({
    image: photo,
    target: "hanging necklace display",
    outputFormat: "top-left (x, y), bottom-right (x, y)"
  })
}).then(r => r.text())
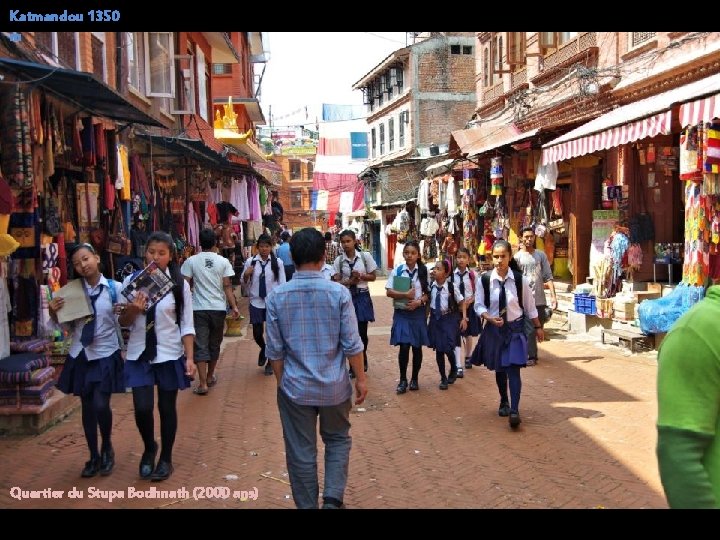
top-left (490, 156), bottom-right (504, 196)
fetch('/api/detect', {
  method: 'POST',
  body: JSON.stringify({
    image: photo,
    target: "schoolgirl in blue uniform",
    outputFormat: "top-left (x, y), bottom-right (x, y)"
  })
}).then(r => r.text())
top-left (385, 240), bottom-right (430, 394)
top-left (241, 233), bottom-right (285, 375)
top-left (428, 259), bottom-right (467, 389)
top-left (473, 239), bottom-right (544, 429)
top-left (49, 243), bottom-right (124, 478)
top-left (453, 247), bottom-right (480, 376)
top-left (118, 231), bottom-right (196, 481)
top-left (332, 229), bottom-right (377, 376)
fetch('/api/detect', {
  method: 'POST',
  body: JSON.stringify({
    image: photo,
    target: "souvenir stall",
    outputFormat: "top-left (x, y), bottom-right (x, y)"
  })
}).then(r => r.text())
top-left (638, 119), bottom-right (720, 334)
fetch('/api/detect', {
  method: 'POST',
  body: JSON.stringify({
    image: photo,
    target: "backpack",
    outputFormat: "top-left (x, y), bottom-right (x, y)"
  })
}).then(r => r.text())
top-left (481, 269), bottom-right (524, 312)
top-left (336, 251), bottom-right (373, 277)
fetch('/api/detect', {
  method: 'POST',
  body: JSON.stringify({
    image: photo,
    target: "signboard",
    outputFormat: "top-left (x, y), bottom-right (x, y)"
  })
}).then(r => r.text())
top-left (350, 132), bottom-right (369, 159)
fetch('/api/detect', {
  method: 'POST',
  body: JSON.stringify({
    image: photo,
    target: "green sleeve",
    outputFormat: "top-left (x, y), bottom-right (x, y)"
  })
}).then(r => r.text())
top-left (657, 426), bottom-right (719, 508)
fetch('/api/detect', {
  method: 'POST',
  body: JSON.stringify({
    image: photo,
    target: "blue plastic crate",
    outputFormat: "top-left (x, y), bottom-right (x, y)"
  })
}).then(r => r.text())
top-left (573, 293), bottom-right (596, 315)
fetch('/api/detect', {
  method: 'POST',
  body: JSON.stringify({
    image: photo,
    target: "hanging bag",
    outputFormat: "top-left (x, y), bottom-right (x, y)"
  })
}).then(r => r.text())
top-left (107, 204), bottom-right (132, 255)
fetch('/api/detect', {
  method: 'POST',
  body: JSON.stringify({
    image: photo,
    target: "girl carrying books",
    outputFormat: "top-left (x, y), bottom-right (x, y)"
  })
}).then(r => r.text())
top-left (49, 243), bottom-right (125, 478)
top-left (428, 259), bottom-right (467, 389)
top-left (385, 241), bottom-right (430, 394)
top-left (118, 231), bottom-right (196, 481)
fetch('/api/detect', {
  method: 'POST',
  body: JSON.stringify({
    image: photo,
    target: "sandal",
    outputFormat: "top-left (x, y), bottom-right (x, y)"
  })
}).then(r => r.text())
top-left (193, 387), bottom-right (208, 395)
top-left (207, 374), bottom-right (218, 387)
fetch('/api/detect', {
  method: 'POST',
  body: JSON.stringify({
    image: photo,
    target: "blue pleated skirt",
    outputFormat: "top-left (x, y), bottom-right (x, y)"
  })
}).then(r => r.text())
top-left (56, 349), bottom-right (125, 396)
top-left (124, 356), bottom-right (191, 391)
top-left (427, 311), bottom-right (461, 353)
top-left (390, 307), bottom-right (430, 348)
top-left (352, 289), bottom-right (375, 322)
top-left (470, 318), bottom-right (527, 371)
top-left (461, 308), bottom-right (481, 337)
top-left (249, 304), bottom-right (266, 325)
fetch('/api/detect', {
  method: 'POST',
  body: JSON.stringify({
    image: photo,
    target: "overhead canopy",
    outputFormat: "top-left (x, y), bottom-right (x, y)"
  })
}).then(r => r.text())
top-left (0, 57), bottom-right (163, 127)
top-left (542, 72), bottom-right (720, 165)
top-left (138, 133), bottom-right (226, 165)
top-left (425, 158), bottom-right (454, 174)
top-left (452, 123), bottom-right (539, 158)
top-left (466, 126), bottom-right (539, 158)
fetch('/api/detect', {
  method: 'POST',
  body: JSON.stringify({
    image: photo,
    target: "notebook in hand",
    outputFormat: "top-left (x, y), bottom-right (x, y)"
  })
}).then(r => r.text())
top-left (53, 279), bottom-right (93, 323)
top-left (121, 261), bottom-right (175, 310)
top-left (392, 275), bottom-right (412, 310)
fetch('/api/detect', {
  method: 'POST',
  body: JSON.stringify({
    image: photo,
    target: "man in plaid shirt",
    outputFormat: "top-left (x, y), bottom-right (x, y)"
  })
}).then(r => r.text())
top-left (325, 231), bottom-right (339, 265)
top-left (265, 227), bottom-right (368, 509)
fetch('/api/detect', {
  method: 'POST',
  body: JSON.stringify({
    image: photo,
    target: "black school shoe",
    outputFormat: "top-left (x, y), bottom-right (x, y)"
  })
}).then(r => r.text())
top-left (99, 448), bottom-right (115, 476)
top-left (81, 457), bottom-right (100, 478)
top-left (139, 442), bottom-right (158, 479)
top-left (509, 412), bottom-right (522, 428)
top-left (396, 380), bottom-right (408, 394)
top-left (151, 460), bottom-right (174, 481)
top-left (408, 379), bottom-right (419, 391)
top-left (498, 402), bottom-right (511, 417)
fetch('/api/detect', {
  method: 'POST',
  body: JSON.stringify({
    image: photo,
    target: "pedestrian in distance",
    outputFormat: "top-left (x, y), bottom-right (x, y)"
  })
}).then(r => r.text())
top-left (427, 259), bottom-right (467, 390)
top-left (514, 227), bottom-right (557, 365)
top-left (472, 239), bottom-right (542, 429)
top-left (385, 240), bottom-right (430, 394)
top-left (241, 234), bottom-right (286, 375)
top-left (118, 231), bottom-right (196, 481)
top-left (276, 230), bottom-right (295, 281)
top-left (656, 284), bottom-right (720, 508)
top-left (49, 243), bottom-right (125, 478)
top-left (264, 227), bottom-right (367, 509)
top-left (181, 228), bottom-right (239, 395)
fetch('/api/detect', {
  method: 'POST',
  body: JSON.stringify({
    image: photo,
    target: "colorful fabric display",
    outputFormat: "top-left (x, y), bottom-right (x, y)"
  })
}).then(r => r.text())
top-left (490, 157), bottom-right (503, 196)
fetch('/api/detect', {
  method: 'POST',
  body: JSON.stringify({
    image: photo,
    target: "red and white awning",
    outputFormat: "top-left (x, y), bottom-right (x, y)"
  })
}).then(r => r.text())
top-left (542, 72), bottom-right (720, 165)
top-left (680, 92), bottom-right (720, 127)
top-left (542, 110), bottom-right (671, 164)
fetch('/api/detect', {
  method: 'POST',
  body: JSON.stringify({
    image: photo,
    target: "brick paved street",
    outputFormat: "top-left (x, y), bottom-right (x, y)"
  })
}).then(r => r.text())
top-left (0, 279), bottom-right (667, 509)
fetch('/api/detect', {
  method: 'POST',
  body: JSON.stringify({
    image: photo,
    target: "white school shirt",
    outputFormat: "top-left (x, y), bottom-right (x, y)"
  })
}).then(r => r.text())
top-left (473, 268), bottom-right (538, 321)
top-left (68, 275), bottom-right (120, 360)
top-left (120, 272), bottom-right (195, 363)
top-left (430, 280), bottom-right (465, 313)
top-left (321, 264), bottom-right (336, 280)
top-left (452, 268), bottom-right (474, 301)
top-left (386, 264), bottom-right (423, 301)
top-left (240, 255), bottom-right (286, 309)
top-left (333, 250), bottom-right (378, 291)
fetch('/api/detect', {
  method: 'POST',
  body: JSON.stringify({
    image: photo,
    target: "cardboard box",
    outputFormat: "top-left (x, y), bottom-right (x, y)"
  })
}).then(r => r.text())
top-left (622, 280), bottom-right (648, 293)
top-left (634, 291), bottom-right (661, 303)
top-left (647, 283), bottom-right (662, 293)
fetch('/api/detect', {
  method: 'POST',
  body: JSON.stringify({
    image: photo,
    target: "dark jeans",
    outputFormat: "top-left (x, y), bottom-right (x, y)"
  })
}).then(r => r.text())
top-left (193, 310), bottom-right (227, 362)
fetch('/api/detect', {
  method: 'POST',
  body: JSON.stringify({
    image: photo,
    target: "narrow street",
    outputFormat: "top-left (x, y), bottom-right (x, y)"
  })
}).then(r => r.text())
top-left (0, 279), bottom-right (667, 509)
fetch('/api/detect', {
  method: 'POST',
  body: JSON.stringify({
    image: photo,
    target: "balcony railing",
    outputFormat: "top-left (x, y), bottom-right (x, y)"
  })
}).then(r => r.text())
top-left (544, 32), bottom-right (596, 70)
top-left (511, 67), bottom-right (527, 91)
top-left (482, 81), bottom-right (505, 104)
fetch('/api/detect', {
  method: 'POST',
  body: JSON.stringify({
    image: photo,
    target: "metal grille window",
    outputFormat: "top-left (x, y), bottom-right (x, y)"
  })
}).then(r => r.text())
top-left (388, 118), bottom-right (394, 152)
top-left (630, 32), bottom-right (656, 48)
top-left (212, 63), bottom-right (233, 75)
top-left (91, 33), bottom-right (105, 81)
top-left (291, 190), bottom-right (302, 209)
top-left (57, 32), bottom-right (77, 68)
top-left (290, 159), bottom-right (301, 180)
top-left (34, 32), bottom-right (52, 52)
top-left (379, 123), bottom-right (385, 155)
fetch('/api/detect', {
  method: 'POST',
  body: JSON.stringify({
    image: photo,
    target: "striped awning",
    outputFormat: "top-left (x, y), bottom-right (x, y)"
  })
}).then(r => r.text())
top-left (543, 72), bottom-right (720, 165)
top-left (680, 92), bottom-right (720, 127)
top-left (542, 110), bottom-right (671, 165)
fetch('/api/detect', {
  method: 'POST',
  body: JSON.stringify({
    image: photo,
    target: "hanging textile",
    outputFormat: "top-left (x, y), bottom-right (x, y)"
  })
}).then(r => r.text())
top-left (187, 202), bottom-right (200, 249)
top-left (462, 168), bottom-right (478, 256)
top-left (230, 177), bottom-right (250, 221)
top-left (490, 157), bottom-right (503, 196)
top-left (0, 86), bottom-right (34, 189)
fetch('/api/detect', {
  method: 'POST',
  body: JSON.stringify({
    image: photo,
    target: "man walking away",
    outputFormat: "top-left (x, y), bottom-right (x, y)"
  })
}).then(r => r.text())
top-left (265, 227), bottom-right (367, 509)
top-left (513, 227), bottom-right (557, 365)
top-left (181, 228), bottom-right (239, 394)
top-left (277, 231), bottom-right (295, 281)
